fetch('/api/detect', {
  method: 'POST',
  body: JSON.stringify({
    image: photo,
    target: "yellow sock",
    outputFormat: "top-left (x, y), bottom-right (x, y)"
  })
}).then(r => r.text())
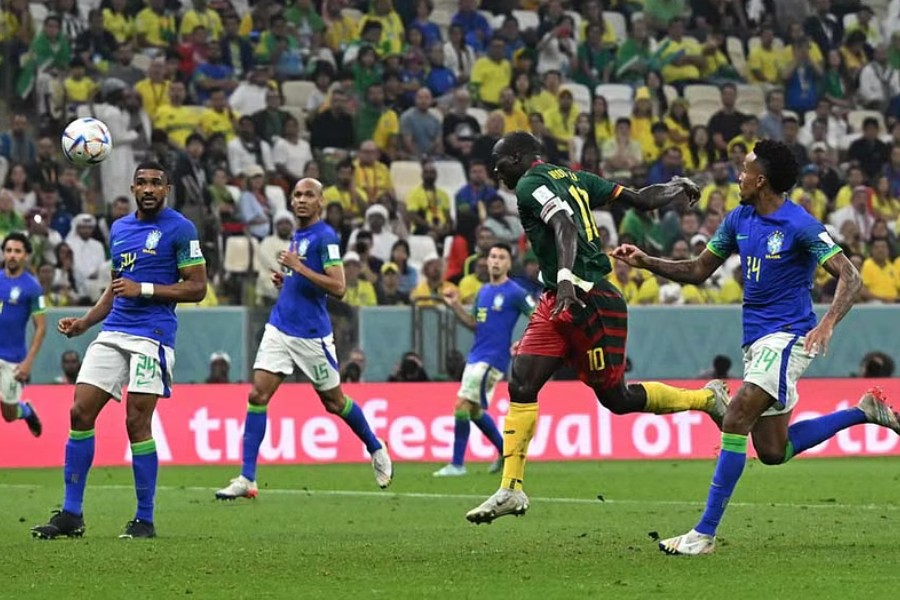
top-left (642, 382), bottom-right (714, 414)
top-left (500, 402), bottom-right (538, 491)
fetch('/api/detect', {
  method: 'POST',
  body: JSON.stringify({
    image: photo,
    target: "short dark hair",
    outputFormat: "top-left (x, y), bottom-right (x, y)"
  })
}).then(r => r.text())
top-left (615, 117), bottom-right (631, 127)
top-left (489, 242), bottom-right (513, 256)
top-left (497, 131), bottom-right (542, 159)
top-left (134, 161), bottom-right (168, 182)
top-left (862, 117), bottom-right (880, 130)
top-left (185, 133), bottom-right (205, 146)
top-left (651, 122), bottom-right (669, 134)
top-left (336, 158), bottom-right (354, 171)
top-left (2, 231), bottom-right (32, 254)
top-left (753, 139), bottom-right (800, 194)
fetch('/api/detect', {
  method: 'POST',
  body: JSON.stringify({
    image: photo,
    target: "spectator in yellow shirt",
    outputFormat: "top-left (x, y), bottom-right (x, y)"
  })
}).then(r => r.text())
top-left (747, 25), bottom-right (781, 85)
top-left (789, 165), bottom-right (828, 221)
top-left (699, 162), bottom-right (742, 212)
top-left (134, 58), bottom-right (170, 119)
top-left (860, 238), bottom-right (898, 302)
top-left (199, 89), bottom-right (239, 141)
top-left (353, 141), bottom-right (394, 203)
top-left (458, 255), bottom-right (488, 304)
top-left (609, 258), bottom-right (639, 303)
top-left (659, 18), bottom-right (705, 85)
top-left (544, 88), bottom-right (579, 154)
top-left (406, 159), bottom-right (452, 237)
top-left (726, 116), bottom-right (759, 155)
top-left (135, 0), bottom-right (176, 52)
top-left (630, 86), bottom-right (657, 161)
top-left (342, 251), bottom-right (378, 307)
top-left (179, 0), bottom-right (222, 41)
top-left (103, 0), bottom-right (135, 44)
top-left (716, 267), bottom-right (744, 304)
top-left (359, 0), bottom-right (405, 55)
top-left (63, 58), bottom-right (97, 116)
top-left (153, 81), bottom-right (200, 148)
top-left (323, 0), bottom-right (358, 53)
top-left (498, 87), bottom-right (529, 134)
top-left (324, 159), bottom-right (369, 221)
top-left (411, 255), bottom-right (459, 307)
top-left (470, 36), bottom-right (511, 107)
top-left (834, 165), bottom-right (865, 210)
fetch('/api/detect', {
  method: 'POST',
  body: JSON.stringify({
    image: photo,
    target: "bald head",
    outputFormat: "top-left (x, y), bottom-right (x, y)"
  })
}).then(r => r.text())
top-left (292, 178), bottom-right (324, 223)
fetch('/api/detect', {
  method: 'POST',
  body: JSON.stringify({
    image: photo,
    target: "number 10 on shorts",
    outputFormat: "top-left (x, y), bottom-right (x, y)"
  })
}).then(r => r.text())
top-left (587, 348), bottom-right (605, 371)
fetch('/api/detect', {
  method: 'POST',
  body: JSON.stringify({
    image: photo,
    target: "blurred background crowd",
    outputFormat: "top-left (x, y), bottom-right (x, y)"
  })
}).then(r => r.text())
top-left (0, 0), bottom-right (899, 320)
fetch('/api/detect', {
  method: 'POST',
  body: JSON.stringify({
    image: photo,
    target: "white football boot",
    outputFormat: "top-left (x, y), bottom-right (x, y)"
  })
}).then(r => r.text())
top-left (371, 439), bottom-right (393, 488)
top-left (433, 464), bottom-right (467, 477)
top-left (857, 387), bottom-right (900, 435)
top-left (704, 379), bottom-right (730, 429)
top-left (215, 475), bottom-right (258, 500)
top-left (658, 529), bottom-right (716, 555)
top-left (465, 488), bottom-right (529, 524)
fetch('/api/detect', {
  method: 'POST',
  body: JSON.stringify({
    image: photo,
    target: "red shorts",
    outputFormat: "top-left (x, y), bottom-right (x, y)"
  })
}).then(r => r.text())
top-left (517, 283), bottom-right (628, 392)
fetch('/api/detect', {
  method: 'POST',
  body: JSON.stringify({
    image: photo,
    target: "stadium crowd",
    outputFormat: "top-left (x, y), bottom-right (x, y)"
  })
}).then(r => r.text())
top-left (1, 0), bottom-right (900, 313)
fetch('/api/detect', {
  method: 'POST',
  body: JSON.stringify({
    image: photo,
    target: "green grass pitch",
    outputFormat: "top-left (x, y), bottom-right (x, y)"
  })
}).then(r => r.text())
top-left (1, 458), bottom-right (899, 599)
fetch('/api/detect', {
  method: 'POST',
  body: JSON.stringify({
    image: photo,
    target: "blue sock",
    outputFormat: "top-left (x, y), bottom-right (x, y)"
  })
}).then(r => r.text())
top-left (472, 411), bottom-right (503, 453)
top-left (241, 403), bottom-right (268, 481)
top-left (62, 430), bottom-right (95, 516)
top-left (17, 402), bottom-right (33, 420)
top-left (340, 396), bottom-right (381, 454)
top-left (452, 410), bottom-right (471, 466)
top-left (695, 433), bottom-right (747, 536)
top-left (131, 439), bottom-right (157, 523)
top-left (784, 408), bottom-right (867, 461)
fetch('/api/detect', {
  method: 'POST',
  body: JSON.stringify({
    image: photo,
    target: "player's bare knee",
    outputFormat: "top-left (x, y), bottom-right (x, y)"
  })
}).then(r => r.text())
top-left (69, 402), bottom-right (96, 430)
top-left (456, 398), bottom-right (479, 415)
top-left (0, 405), bottom-right (17, 422)
top-left (319, 389), bottom-right (345, 414)
top-left (248, 386), bottom-right (271, 407)
top-left (756, 450), bottom-right (785, 466)
top-left (125, 411), bottom-right (153, 441)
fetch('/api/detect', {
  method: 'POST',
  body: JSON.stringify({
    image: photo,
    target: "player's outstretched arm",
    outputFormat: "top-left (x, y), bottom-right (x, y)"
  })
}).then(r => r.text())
top-left (110, 263), bottom-right (208, 303)
top-left (804, 252), bottom-right (861, 357)
top-left (618, 177), bottom-right (701, 211)
top-left (611, 244), bottom-right (724, 285)
top-left (442, 290), bottom-right (476, 330)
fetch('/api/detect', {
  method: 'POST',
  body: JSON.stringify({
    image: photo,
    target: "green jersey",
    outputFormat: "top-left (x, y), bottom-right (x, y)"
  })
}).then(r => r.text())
top-left (516, 162), bottom-right (623, 289)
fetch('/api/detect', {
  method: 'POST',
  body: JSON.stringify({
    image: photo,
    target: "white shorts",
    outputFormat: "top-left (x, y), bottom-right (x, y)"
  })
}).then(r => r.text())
top-left (742, 332), bottom-right (813, 417)
top-left (0, 358), bottom-right (22, 405)
top-left (457, 361), bottom-right (504, 408)
top-left (253, 324), bottom-right (341, 391)
top-left (77, 331), bottom-right (176, 401)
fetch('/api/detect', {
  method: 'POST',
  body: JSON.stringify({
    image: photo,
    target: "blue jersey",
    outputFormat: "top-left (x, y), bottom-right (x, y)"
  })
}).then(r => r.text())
top-left (269, 220), bottom-right (342, 339)
top-left (104, 208), bottom-right (205, 348)
top-left (707, 200), bottom-right (841, 346)
top-left (468, 279), bottom-right (534, 372)
top-left (0, 271), bottom-right (45, 363)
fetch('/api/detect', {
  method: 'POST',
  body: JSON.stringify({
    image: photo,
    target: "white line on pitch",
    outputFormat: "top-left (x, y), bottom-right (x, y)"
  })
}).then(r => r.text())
top-left (1, 483), bottom-right (897, 512)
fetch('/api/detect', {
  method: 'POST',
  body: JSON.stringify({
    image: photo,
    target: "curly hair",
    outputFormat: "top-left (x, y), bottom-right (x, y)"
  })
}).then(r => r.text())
top-left (753, 139), bottom-right (799, 195)
top-left (499, 131), bottom-right (543, 158)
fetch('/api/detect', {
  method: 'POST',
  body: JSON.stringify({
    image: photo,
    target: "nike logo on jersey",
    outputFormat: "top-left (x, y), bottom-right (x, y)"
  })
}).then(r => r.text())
top-left (113, 240), bottom-right (125, 246)
top-left (737, 234), bottom-right (749, 240)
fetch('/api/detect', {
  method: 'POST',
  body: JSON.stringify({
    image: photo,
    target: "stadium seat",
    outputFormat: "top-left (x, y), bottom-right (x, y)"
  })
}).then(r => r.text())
top-left (434, 159), bottom-right (466, 225)
top-left (847, 109), bottom-right (885, 133)
top-left (265, 185), bottom-right (287, 213)
top-left (431, 7), bottom-right (453, 27)
top-left (467, 107), bottom-right (488, 129)
top-left (282, 81), bottom-right (317, 108)
top-left (843, 13), bottom-right (858, 30)
top-left (341, 7), bottom-right (362, 22)
top-left (727, 37), bottom-right (747, 78)
top-left (0, 157), bottom-right (8, 190)
top-left (512, 9), bottom-right (540, 31)
top-left (76, 105), bottom-right (92, 118)
top-left (561, 83), bottom-right (591, 114)
top-left (604, 11), bottom-right (627, 41)
top-left (607, 99), bottom-right (633, 121)
top-left (663, 85), bottom-right (679, 105)
top-left (131, 53), bottom-right (151, 72)
top-left (223, 236), bottom-right (258, 274)
top-left (737, 85), bottom-right (765, 109)
top-left (594, 83), bottom-right (633, 102)
top-left (442, 235), bottom-right (454, 260)
top-left (684, 85), bottom-right (721, 107)
top-left (390, 161), bottom-right (423, 203)
top-left (29, 2), bottom-right (47, 28)
top-left (689, 106), bottom-right (717, 128)
top-left (408, 235), bottom-right (438, 272)
top-left (226, 185), bottom-right (241, 203)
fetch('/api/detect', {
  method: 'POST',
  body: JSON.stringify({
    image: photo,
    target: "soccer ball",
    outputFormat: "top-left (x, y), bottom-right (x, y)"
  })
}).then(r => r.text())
top-left (61, 117), bottom-right (112, 166)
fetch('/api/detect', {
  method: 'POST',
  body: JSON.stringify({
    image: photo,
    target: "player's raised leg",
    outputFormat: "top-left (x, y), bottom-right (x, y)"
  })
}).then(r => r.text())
top-left (120, 390), bottom-right (160, 539)
top-left (465, 353), bottom-right (562, 524)
top-left (32, 383), bottom-right (111, 539)
top-left (216, 369), bottom-right (284, 500)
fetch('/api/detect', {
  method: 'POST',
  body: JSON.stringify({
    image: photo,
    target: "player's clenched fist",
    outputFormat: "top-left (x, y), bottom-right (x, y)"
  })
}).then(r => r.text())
top-left (610, 244), bottom-right (648, 268)
top-left (57, 317), bottom-right (88, 338)
top-left (271, 271), bottom-right (284, 289)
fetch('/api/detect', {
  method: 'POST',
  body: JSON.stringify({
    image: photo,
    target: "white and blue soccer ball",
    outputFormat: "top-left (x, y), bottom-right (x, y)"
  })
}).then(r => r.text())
top-left (61, 117), bottom-right (112, 166)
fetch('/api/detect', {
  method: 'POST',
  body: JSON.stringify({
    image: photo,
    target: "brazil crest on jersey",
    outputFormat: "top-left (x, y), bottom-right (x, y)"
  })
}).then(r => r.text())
top-left (516, 162), bottom-right (623, 288)
top-left (468, 279), bottom-right (534, 372)
top-left (104, 207), bottom-right (205, 348)
top-left (707, 199), bottom-right (842, 346)
top-left (269, 220), bottom-right (342, 339)
top-left (0, 271), bottom-right (45, 363)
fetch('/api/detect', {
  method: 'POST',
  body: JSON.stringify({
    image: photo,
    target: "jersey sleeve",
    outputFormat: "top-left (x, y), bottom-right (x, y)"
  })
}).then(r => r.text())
top-left (797, 220), bottom-right (842, 265)
top-left (581, 172), bottom-right (624, 208)
top-left (515, 285), bottom-right (535, 316)
top-left (517, 174), bottom-right (575, 225)
top-left (319, 229), bottom-right (343, 269)
top-left (706, 210), bottom-right (738, 259)
top-left (30, 282), bottom-right (46, 316)
top-left (174, 218), bottom-right (206, 269)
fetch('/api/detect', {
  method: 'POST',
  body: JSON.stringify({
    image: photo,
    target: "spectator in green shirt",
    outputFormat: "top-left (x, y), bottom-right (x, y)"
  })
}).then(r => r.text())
top-left (0, 190), bottom-right (26, 238)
